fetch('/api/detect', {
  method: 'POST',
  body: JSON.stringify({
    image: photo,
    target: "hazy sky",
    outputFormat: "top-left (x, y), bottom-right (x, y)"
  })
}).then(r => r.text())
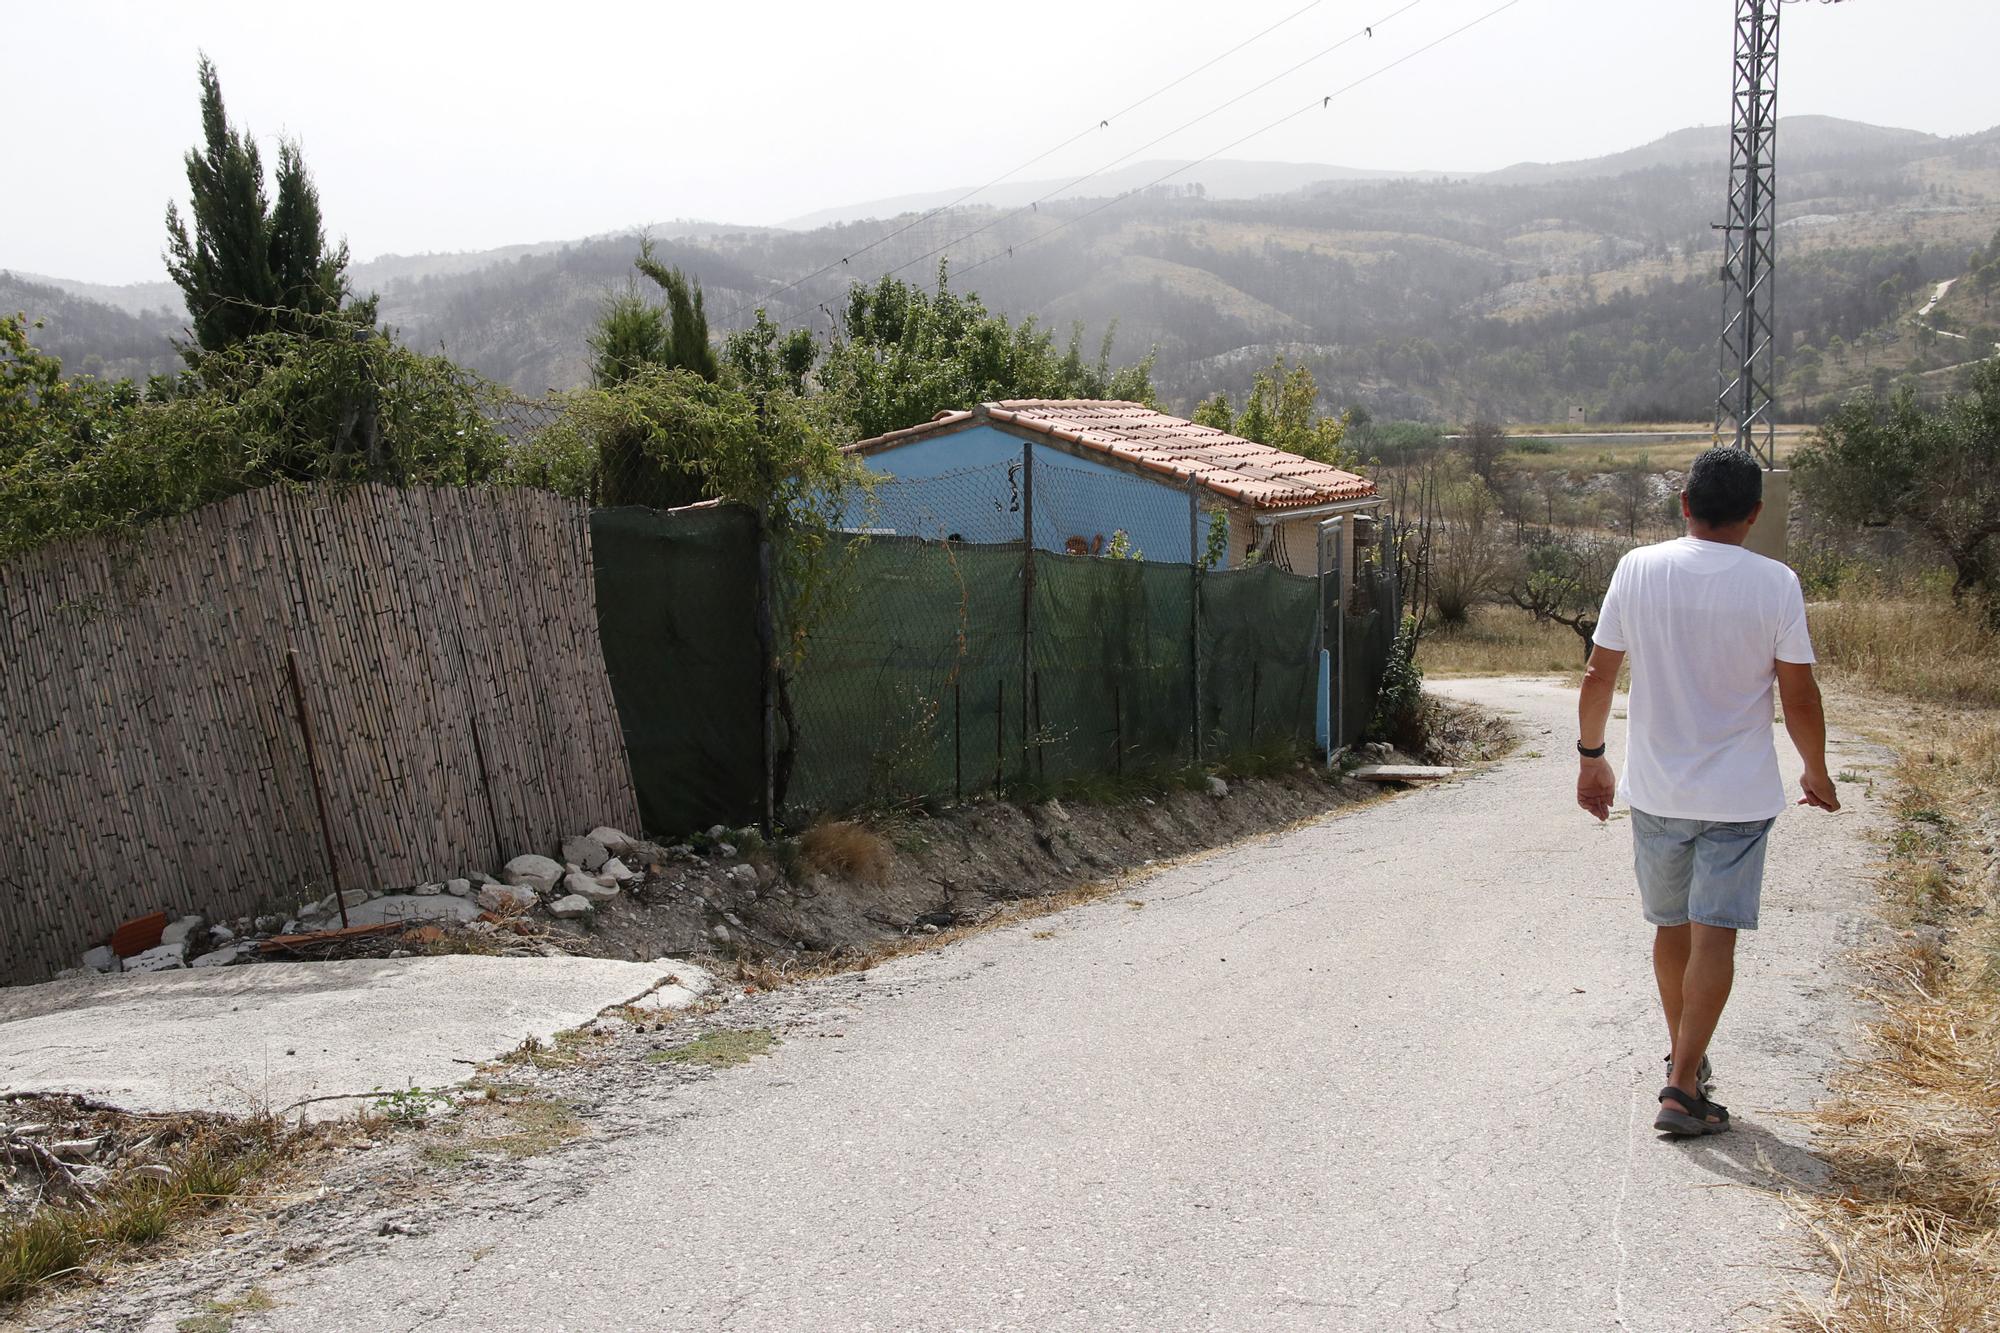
top-left (7, 0), bottom-right (1996, 284)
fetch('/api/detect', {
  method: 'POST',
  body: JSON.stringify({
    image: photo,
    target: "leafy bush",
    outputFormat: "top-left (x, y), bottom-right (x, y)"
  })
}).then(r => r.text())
top-left (818, 265), bottom-right (1155, 440)
top-left (1370, 615), bottom-right (1427, 747)
top-left (1, 314), bottom-right (506, 560)
top-left (1794, 359), bottom-right (2000, 609)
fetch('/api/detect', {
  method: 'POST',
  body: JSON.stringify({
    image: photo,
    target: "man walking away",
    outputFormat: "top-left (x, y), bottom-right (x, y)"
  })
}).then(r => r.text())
top-left (1575, 448), bottom-right (1840, 1137)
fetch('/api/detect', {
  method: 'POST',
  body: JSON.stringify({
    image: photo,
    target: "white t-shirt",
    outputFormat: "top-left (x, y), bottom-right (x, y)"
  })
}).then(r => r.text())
top-left (1591, 537), bottom-right (1816, 821)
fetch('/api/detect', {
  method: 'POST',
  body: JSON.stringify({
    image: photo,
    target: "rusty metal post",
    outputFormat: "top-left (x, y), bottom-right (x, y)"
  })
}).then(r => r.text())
top-left (285, 649), bottom-right (350, 930)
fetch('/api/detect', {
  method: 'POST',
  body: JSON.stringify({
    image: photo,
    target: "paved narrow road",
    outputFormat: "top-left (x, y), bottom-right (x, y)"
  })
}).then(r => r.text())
top-left (244, 678), bottom-right (1888, 1332)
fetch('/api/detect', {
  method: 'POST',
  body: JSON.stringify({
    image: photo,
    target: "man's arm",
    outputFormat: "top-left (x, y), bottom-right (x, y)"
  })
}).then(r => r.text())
top-left (1776, 660), bottom-right (1840, 811)
top-left (1577, 647), bottom-right (1624, 821)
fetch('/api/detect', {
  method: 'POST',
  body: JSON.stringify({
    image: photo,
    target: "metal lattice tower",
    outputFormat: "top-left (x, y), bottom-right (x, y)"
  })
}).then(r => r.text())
top-left (1715, 0), bottom-right (1782, 466)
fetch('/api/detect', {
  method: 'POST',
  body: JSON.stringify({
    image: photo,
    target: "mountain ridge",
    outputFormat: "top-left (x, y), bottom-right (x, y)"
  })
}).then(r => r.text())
top-left (9, 114), bottom-right (1998, 420)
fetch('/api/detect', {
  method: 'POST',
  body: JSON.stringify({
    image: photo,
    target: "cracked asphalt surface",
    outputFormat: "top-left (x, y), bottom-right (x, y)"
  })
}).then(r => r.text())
top-left (231, 678), bottom-right (1887, 1331)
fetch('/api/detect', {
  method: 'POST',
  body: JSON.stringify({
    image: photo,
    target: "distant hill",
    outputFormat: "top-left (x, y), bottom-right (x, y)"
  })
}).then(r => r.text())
top-left (13, 272), bottom-right (183, 320)
top-left (0, 271), bottom-right (183, 380)
top-left (1488, 114), bottom-right (1941, 184)
top-left (13, 115), bottom-right (2000, 420)
top-left (780, 159), bottom-right (1444, 230)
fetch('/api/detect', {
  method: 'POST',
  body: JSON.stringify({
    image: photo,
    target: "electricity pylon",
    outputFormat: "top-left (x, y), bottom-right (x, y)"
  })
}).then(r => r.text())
top-left (1714, 0), bottom-right (1783, 466)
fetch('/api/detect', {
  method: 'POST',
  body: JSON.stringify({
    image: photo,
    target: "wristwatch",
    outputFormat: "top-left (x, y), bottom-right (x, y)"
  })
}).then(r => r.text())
top-left (1576, 740), bottom-right (1607, 759)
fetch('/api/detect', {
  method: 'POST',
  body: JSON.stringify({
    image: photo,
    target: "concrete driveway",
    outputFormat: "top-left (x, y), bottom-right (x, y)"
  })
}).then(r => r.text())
top-left (1, 955), bottom-right (711, 1119)
top-left (237, 677), bottom-right (1887, 1331)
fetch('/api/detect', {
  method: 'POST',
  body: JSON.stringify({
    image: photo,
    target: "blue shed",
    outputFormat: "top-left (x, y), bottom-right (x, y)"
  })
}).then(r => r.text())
top-left (840, 400), bottom-right (1381, 574)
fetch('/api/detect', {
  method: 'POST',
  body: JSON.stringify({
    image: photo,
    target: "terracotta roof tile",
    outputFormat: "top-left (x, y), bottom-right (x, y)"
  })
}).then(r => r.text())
top-left (845, 400), bottom-right (1376, 511)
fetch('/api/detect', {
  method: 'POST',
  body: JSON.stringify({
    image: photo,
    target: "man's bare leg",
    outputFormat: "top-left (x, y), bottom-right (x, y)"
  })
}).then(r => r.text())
top-left (1666, 923), bottom-right (1736, 1120)
top-left (1652, 924), bottom-right (1690, 1045)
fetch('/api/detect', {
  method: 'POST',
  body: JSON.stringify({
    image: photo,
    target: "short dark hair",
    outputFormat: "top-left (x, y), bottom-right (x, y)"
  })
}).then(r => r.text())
top-left (1684, 447), bottom-right (1763, 525)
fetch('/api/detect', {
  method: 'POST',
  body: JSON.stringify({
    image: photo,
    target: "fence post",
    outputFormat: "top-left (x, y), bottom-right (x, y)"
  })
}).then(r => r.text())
top-left (1331, 516), bottom-right (1348, 754)
top-left (754, 507), bottom-right (777, 834)
top-left (1314, 520), bottom-right (1331, 761)
top-left (285, 649), bottom-right (350, 930)
top-left (1188, 477), bottom-right (1202, 766)
top-left (1383, 514), bottom-right (1402, 625)
top-left (1019, 442), bottom-right (1035, 779)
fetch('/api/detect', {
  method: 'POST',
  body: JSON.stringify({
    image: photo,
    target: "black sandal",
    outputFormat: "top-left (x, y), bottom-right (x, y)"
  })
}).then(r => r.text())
top-left (1654, 1085), bottom-right (1730, 1137)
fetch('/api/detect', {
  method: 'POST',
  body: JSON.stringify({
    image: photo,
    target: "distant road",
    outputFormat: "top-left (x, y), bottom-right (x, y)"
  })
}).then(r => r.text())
top-left (1916, 277), bottom-right (1957, 321)
top-left (1443, 428), bottom-right (1810, 447)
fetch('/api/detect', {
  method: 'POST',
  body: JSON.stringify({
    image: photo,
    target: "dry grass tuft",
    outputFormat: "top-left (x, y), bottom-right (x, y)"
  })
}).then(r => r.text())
top-left (0, 1132), bottom-right (271, 1309)
top-left (799, 819), bottom-right (893, 884)
top-left (1786, 709), bottom-right (2000, 1331)
top-left (1809, 598), bottom-right (2000, 710)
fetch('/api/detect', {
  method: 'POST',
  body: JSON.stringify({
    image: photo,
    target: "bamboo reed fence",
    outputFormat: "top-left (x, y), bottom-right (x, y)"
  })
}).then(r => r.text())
top-left (0, 484), bottom-right (638, 984)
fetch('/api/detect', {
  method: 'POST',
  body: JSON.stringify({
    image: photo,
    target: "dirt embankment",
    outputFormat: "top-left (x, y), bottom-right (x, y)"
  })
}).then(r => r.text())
top-left (556, 699), bottom-right (1515, 975)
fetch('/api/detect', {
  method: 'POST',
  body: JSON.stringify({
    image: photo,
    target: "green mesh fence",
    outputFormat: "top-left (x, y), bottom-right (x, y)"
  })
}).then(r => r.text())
top-left (1202, 564), bottom-right (1323, 754)
top-left (1030, 553), bottom-right (1197, 783)
top-left (590, 504), bottom-right (765, 834)
top-left (589, 467), bottom-right (1398, 835)
top-left (777, 535), bottom-right (1025, 812)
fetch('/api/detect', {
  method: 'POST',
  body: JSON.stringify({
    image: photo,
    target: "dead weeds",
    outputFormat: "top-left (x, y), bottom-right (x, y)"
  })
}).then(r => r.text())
top-left (1784, 707), bottom-right (2000, 1331)
top-left (0, 1107), bottom-right (299, 1312)
top-left (799, 819), bottom-right (893, 884)
top-left (420, 1082), bottom-right (584, 1168)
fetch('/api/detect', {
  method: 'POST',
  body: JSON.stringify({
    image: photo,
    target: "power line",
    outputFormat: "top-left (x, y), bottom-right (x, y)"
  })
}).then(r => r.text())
top-left (852, 0), bottom-right (1427, 300)
top-left (949, 0), bottom-right (1528, 286)
top-left (711, 0), bottom-right (1336, 328)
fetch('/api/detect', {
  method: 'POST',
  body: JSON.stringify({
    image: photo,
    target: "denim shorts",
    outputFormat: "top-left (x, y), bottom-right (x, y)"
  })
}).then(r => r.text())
top-left (1631, 809), bottom-right (1776, 930)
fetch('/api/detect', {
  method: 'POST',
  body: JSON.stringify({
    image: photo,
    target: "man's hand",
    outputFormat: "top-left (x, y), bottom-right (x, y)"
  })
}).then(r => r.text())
top-left (1799, 768), bottom-right (1841, 812)
top-left (1578, 756), bottom-right (1617, 821)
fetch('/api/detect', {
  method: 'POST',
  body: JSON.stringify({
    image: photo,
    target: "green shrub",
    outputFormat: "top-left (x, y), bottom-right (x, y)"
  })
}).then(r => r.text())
top-left (1370, 615), bottom-right (1426, 747)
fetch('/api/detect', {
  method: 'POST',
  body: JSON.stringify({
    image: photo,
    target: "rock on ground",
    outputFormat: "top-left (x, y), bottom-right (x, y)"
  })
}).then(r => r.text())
top-left (588, 827), bottom-right (634, 854)
top-left (122, 943), bottom-right (186, 973)
top-left (502, 855), bottom-right (563, 893)
top-left (566, 872), bottom-right (619, 904)
top-left (477, 883), bottom-right (538, 914)
top-left (342, 895), bottom-right (483, 928)
top-left (562, 835), bottom-right (611, 871)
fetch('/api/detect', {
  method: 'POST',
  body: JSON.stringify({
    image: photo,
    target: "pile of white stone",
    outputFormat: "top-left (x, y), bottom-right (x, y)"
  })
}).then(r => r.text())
top-left (61, 824), bottom-right (659, 979)
top-left (491, 826), bottom-right (645, 921)
top-left (54, 818), bottom-right (805, 980)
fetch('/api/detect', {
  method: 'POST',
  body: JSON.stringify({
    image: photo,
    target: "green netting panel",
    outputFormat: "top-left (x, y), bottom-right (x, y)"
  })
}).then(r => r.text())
top-left (1029, 553), bottom-right (1196, 783)
top-left (1201, 564), bottom-right (1323, 755)
top-left (1339, 564), bottom-right (1402, 744)
top-left (778, 535), bottom-right (1026, 813)
top-left (590, 505), bottom-right (764, 836)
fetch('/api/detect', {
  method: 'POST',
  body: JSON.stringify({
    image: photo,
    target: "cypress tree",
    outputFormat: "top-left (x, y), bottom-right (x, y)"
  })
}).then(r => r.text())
top-left (633, 240), bottom-right (719, 382)
top-left (164, 56), bottom-right (372, 352)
